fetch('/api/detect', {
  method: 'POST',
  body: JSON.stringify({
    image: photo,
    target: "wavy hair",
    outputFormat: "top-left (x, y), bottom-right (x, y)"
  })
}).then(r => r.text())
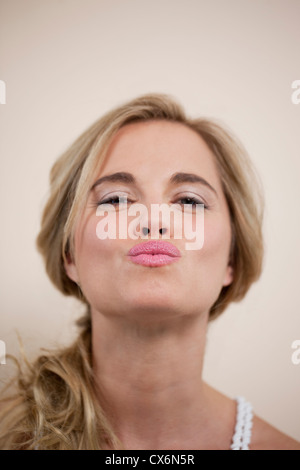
top-left (0, 93), bottom-right (264, 449)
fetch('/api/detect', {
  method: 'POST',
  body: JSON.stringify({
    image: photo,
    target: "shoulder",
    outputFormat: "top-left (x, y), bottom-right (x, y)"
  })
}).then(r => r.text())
top-left (250, 415), bottom-right (300, 450)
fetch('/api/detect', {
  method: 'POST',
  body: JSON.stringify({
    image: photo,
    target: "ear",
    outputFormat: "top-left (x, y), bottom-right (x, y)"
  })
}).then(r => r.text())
top-left (222, 264), bottom-right (234, 287)
top-left (64, 252), bottom-right (80, 284)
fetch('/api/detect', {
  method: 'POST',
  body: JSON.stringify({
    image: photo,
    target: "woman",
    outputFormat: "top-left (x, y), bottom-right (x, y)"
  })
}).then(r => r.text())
top-left (1, 94), bottom-right (299, 450)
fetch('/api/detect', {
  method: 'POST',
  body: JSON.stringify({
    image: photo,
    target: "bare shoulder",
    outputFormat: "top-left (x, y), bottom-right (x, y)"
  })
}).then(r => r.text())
top-left (251, 415), bottom-right (300, 450)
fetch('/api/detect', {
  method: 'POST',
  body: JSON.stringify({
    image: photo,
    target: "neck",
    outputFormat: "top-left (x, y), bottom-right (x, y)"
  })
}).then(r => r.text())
top-left (91, 310), bottom-right (235, 449)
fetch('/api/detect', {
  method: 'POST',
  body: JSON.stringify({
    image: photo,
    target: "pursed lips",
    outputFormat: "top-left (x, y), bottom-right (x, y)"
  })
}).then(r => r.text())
top-left (127, 241), bottom-right (181, 267)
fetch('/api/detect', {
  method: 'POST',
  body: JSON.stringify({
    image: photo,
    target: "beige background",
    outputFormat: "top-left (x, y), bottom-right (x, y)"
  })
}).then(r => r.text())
top-left (0, 0), bottom-right (300, 441)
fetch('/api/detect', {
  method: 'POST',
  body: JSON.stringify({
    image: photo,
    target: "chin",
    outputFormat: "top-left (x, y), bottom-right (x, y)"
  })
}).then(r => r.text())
top-left (123, 293), bottom-right (186, 320)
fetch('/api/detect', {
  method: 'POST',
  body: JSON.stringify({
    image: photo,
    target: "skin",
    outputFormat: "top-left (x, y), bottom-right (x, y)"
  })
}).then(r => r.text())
top-left (65, 120), bottom-right (300, 450)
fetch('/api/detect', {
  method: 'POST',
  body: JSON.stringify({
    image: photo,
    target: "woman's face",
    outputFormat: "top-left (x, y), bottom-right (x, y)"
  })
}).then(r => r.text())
top-left (65, 121), bottom-right (233, 322)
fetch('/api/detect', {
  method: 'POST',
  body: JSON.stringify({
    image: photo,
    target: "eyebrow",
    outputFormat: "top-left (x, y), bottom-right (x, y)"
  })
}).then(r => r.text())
top-left (91, 171), bottom-right (217, 195)
top-left (91, 172), bottom-right (136, 190)
top-left (169, 172), bottom-right (217, 195)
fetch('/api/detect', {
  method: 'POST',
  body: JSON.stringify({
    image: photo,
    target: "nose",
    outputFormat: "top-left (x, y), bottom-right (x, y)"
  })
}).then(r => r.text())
top-left (133, 203), bottom-right (170, 239)
top-left (142, 226), bottom-right (167, 236)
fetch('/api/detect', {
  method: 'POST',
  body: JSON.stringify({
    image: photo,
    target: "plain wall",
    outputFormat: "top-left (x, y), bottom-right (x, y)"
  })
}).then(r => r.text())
top-left (0, 0), bottom-right (300, 441)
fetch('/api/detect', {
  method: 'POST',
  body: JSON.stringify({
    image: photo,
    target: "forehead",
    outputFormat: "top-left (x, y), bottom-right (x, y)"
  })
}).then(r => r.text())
top-left (99, 120), bottom-right (221, 187)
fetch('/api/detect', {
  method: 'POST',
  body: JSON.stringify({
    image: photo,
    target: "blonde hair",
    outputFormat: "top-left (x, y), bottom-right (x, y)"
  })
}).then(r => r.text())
top-left (0, 93), bottom-right (264, 449)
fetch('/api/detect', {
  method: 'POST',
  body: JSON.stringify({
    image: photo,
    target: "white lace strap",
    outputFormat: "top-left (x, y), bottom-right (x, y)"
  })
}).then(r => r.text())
top-left (231, 396), bottom-right (253, 450)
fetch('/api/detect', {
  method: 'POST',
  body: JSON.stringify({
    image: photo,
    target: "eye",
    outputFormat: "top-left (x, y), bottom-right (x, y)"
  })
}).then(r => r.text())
top-left (177, 196), bottom-right (208, 209)
top-left (98, 195), bottom-right (131, 206)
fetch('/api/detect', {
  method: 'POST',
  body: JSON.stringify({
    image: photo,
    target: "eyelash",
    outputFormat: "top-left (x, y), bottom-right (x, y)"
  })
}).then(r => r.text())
top-left (98, 196), bottom-right (133, 205)
top-left (177, 196), bottom-right (208, 209)
top-left (97, 195), bottom-right (208, 209)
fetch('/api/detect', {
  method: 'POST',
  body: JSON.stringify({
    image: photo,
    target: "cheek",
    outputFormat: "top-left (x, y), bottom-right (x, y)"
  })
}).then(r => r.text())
top-left (180, 216), bottom-right (232, 307)
top-left (193, 214), bottom-right (232, 278)
top-left (206, 218), bottom-right (231, 255)
top-left (75, 215), bottom-right (120, 285)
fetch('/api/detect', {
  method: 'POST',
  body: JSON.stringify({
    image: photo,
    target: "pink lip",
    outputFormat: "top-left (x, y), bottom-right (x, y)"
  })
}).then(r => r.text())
top-left (128, 241), bottom-right (181, 267)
